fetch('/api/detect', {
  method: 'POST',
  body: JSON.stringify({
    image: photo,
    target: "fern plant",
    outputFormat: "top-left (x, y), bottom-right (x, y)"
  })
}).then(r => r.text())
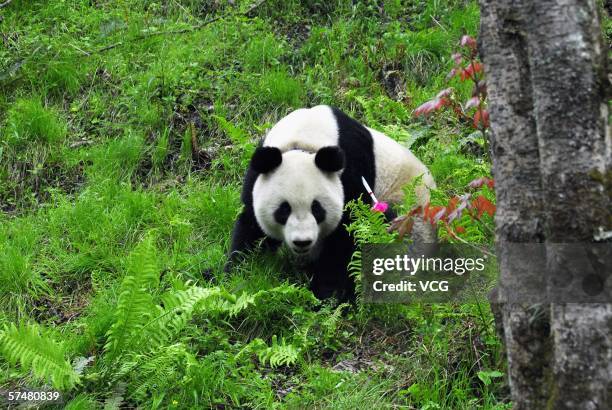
top-left (143, 286), bottom-right (227, 349)
top-left (117, 344), bottom-right (190, 401)
top-left (240, 335), bottom-right (301, 368)
top-left (104, 237), bottom-right (160, 359)
top-left (0, 322), bottom-right (80, 390)
top-left (345, 198), bottom-right (396, 303)
top-left (105, 277), bottom-right (316, 400)
top-left (345, 198), bottom-right (397, 246)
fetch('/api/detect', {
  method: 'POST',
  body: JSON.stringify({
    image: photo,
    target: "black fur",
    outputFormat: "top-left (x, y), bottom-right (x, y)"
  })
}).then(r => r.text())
top-left (225, 106), bottom-right (378, 301)
top-left (331, 106), bottom-right (376, 206)
top-left (314, 146), bottom-right (345, 172)
top-left (273, 201), bottom-right (291, 225)
top-left (251, 146), bottom-right (282, 174)
top-left (311, 200), bottom-right (326, 224)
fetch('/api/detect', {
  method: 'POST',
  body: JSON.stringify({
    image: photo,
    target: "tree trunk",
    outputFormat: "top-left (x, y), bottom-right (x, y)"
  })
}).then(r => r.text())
top-left (479, 1), bottom-right (612, 408)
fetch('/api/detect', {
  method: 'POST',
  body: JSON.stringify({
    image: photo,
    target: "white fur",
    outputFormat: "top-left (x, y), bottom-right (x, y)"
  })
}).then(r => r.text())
top-left (253, 150), bottom-right (344, 256)
top-left (367, 127), bottom-right (436, 206)
top-left (263, 105), bottom-right (339, 153)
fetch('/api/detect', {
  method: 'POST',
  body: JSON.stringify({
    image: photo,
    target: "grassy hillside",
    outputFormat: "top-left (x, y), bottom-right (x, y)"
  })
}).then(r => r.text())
top-left (0, 1), bottom-right (508, 408)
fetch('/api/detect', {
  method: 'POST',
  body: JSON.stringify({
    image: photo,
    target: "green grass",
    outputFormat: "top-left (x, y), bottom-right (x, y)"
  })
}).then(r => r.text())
top-left (0, 0), bottom-right (511, 408)
top-left (3, 97), bottom-right (67, 147)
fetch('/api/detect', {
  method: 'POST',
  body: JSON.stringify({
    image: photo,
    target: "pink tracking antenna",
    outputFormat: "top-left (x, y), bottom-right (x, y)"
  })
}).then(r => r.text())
top-left (361, 177), bottom-right (388, 213)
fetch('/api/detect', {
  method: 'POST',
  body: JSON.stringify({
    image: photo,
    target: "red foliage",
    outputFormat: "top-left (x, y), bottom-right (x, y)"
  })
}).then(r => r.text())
top-left (464, 96), bottom-right (480, 110)
top-left (413, 99), bottom-right (444, 117)
top-left (423, 203), bottom-right (446, 224)
top-left (446, 196), bottom-right (460, 213)
top-left (417, 35), bottom-right (489, 133)
top-left (460, 35), bottom-right (477, 50)
top-left (471, 195), bottom-right (496, 218)
top-left (468, 177), bottom-right (495, 190)
top-left (397, 35), bottom-right (496, 240)
top-left (460, 62), bottom-right (483, 82)
top-left (473, 109), bottom-right (490, 129)
top-left (436, 88), bottom-right (453, 99)
top-left (390, 177), bottom-right (496, 240)
top-left (413, 88), bottom-right (454, 117)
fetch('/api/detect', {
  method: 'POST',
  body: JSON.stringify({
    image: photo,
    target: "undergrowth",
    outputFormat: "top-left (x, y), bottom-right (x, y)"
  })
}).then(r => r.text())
top-left (0, 0), bottom-right (511, 408)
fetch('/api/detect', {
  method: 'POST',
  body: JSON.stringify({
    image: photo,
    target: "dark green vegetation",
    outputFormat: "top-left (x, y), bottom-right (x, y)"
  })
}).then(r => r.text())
top-left (0, 1), bottom-right (508, 408)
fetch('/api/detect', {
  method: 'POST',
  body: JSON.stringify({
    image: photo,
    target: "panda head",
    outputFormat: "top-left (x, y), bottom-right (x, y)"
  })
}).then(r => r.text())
top-left (251, 146), bottom-right (345, 257)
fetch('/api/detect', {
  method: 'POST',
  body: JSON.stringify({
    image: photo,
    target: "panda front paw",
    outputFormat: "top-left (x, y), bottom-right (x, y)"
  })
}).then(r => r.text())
top-left (202, 267), bottom-right (216, 282)
top-left (310, 276), bottom-right (354, 302)
top-left (311, 282), bottom-right (336, 300)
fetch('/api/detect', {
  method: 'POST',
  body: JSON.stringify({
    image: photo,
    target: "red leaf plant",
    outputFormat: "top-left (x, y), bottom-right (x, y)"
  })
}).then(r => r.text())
top-left (389, 177), bottom-right (495, 241)
top-left (413, 34), bottom-right (490, 138)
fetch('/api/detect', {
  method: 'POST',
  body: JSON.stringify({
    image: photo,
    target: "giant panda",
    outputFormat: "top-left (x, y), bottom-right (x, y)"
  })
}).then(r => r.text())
top-left (225, 105), bottom-right (435, 300)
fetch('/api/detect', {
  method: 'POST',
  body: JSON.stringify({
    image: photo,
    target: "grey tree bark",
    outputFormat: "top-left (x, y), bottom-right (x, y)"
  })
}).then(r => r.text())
top-left (479, 1), bottom-right (611, 409)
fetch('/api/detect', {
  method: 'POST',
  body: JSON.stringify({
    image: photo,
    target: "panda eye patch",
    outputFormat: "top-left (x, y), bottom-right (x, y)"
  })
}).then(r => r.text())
top-left (274, 201), bottom-right (291, 225)
top-left (311, 200), bottom-right (326, 224)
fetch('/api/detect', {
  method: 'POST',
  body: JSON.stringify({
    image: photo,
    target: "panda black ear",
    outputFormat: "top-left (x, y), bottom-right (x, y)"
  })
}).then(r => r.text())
top-left (251, 146), bottom-right (282, 174)
top-left (315, 146), bottom-right (345, 173)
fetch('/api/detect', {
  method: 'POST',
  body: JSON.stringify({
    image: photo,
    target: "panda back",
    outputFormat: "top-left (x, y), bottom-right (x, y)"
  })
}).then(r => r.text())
top-left (368, 127), bottom-right (435, 206)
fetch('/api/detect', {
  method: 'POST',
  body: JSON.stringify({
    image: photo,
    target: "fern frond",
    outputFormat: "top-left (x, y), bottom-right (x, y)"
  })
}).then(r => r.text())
top-left (126, 236), bottom-right (159, 289)
top-left (0, 323), bottom-right (79, 390)
top-left (63, 393), bottom-right (98, 409)
top-left (222, 291), bottom-right (258, 316)
top-left (258, 335), bottom-right (300, 367)
top-left (144, 286), bottom-right (224, 347)
top-left (103, 382), bottom-right (126, 410)
top-left (211, 114), bottom-right (249, 145)
top-left (345, 198), bottom-right (395, 245)
top-left (125, 345), bottom-right (189, 400)
top-left (214, 284), bottom-right (317, 317)
top-left (322, 303), bottom-right (349, 336)
top-left (345, 199), bottom-right (397, 305)
top-left (239, 336), bottom-right (300, 368)
top-left (104, 237), bottom-right (159, 358)
top-left (348, 250), bottom-right (362, 279)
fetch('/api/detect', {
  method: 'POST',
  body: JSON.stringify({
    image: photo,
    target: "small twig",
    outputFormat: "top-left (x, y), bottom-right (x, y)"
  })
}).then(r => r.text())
top-left (0, 0), bottom-right (14, 10)
top-left (445, 223), bottom-right (496, 258)
top-left (189, 122), bottom-right (199, 157)
top-left (69, 140), bottom-right (94, 149)
top-left (97, 41), bottom-right (123, 53)
top-left (69, 43), bottom-right (91, 56)
top-left (430, 15), bottom-right (447, 32)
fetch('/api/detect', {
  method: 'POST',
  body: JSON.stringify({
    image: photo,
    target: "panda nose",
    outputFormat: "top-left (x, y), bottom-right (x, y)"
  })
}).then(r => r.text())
top-left (293, 240), bottom-right (312, 249)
